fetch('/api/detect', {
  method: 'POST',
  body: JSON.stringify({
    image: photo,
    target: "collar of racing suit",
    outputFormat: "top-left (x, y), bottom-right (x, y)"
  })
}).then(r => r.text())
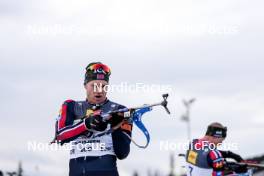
top-left (85, 98), bottom-right (109, 109)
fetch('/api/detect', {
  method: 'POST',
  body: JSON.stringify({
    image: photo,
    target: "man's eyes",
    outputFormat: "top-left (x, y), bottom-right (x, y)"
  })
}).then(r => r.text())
top-left (92, 84), bottom-right (106, 87)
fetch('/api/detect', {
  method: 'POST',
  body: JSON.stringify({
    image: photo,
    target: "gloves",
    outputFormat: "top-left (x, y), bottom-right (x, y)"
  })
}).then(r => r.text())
top-left (85, 115), bottom-right (108, 131)
top-left (225, 162), bottom-right (248, 174)
top-left (109, 112), bottom-right (125, 127)
top-left (234, 164), bottom-right (248, 173)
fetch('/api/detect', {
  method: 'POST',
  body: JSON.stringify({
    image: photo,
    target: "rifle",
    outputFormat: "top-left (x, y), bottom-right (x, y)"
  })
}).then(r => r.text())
top-left (91, 94), bottom-right (171, 148)
top-left (51, 94), bottom-right (171, 148)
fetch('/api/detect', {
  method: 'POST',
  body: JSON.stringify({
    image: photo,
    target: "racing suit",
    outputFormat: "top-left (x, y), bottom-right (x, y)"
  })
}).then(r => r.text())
top-left (185, 139), bottom-right (225, 176)
top-left (55, 99), bottom-right (132, 176)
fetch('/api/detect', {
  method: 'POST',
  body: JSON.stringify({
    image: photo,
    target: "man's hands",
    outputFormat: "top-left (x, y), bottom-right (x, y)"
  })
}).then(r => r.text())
top-left (84, 109), bottom-right (132, 132)
top-left (109, 112), bottom-right (125, 127)
top-left (84, 115), bottom-right (108, 131)
top-left (225, 162), bottom-right (248, 174)
top-left (234, 164), bottom-right (248, 173)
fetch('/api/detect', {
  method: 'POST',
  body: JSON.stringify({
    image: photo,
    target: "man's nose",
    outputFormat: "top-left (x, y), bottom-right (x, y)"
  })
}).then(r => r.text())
top-left (93, 85), bottom-right (103, 92)
top-left (95, 87), bottom-right (103, 93)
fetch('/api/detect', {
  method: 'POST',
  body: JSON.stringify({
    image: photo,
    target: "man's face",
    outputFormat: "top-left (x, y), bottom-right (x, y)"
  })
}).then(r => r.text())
top-left (84, 80), bottom-right (108, 104)
top-left (211, 137), bottom-right (225, 146)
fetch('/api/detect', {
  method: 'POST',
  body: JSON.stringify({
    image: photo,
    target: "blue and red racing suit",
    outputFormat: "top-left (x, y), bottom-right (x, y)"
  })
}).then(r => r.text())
top-left (54, 99), bottom-right (132, 176)
top-left (185, 139), bottom-right (225, 176)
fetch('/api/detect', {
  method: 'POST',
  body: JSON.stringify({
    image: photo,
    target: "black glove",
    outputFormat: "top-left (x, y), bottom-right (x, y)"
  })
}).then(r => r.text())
top-left (109, 112), bottom-right (124, 127)
top-left (85, 115), bottom-right (108, 131)
top-left (226, 162), bottom-right (248, 174)
top-left (234, 164), bottom-right (248, 173)
top-left (221, 151), bottom-right (244, 162)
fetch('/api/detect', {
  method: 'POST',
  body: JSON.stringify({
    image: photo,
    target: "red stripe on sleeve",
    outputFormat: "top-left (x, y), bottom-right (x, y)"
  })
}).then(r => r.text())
top-left (58, 104), bottom-right (67, 130)
top-left (58, 100), bottom-right (73, 130)
top-left (57, 122), bottom-right (87, 141)
top-left (209, 151), bottom-right (218, 160)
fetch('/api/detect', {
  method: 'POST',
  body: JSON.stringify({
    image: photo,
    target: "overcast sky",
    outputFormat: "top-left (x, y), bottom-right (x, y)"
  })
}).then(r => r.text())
top-left (0, 0), bottom-right (264, 175)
